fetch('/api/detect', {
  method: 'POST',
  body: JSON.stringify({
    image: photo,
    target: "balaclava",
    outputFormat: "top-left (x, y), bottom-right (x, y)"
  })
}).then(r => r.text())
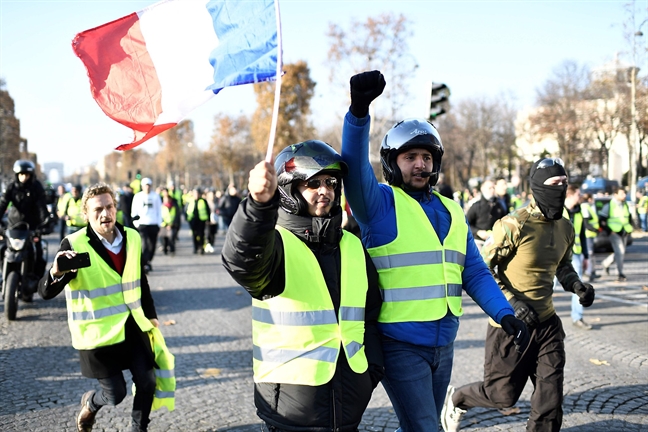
top-left (529, 159), bottom-right (567, 220)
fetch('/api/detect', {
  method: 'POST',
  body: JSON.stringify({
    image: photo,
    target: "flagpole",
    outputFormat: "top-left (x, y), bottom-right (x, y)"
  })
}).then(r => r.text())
top-left (265, 0), bottom-right (283, 163)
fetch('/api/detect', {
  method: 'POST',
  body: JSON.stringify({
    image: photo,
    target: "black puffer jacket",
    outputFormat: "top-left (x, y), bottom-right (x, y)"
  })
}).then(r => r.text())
top-left (466, 196), bottom-right (507, 239)
top-left (221, 192), bottom-right (383, 432)
top-left (0, 178), bottom-right (49, 229)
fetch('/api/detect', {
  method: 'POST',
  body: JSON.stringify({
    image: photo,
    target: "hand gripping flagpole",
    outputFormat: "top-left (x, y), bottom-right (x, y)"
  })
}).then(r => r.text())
top-left (265, 0), bottom-right (283, 163)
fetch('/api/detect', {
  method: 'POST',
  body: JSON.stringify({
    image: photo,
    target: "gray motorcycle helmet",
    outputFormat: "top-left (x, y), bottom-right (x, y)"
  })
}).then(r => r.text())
top-left (274, 140), bottom-right (348, 215)
top-left (380, 118), bottom-right (444, 187)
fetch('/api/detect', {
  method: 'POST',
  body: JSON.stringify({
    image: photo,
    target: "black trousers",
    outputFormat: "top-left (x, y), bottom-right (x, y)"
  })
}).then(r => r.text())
top-left (88, 337), bottom-right (156, 431)
top-left (137, 225), bottom-right (160, 266)
top-left (190, 221), bottom-right (206, 253)
top-left (59, 219), bottom-right (67, 242)
top-left (207, 223), bottom-right (218, 245)
top-left (454, 314), bottom-right (566, 432)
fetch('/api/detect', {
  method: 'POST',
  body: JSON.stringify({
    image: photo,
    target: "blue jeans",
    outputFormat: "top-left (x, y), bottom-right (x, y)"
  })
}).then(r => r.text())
top-left (381, 339), bottom-right (454, 432)
top-left (570, 253), bottom-right (584, 322)
top-left (639, 212), bottom-right (647, 231)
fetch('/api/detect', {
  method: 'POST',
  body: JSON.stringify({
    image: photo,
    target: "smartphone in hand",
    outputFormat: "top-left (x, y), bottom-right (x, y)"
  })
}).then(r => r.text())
top-left (57, 252), bottom-right (91, 271)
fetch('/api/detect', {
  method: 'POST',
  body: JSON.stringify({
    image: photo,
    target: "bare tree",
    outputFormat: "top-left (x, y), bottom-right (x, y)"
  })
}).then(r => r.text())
top-left (155, 120), bottom-right (195, 185)
top-left (528, 60), bottom-right (591, 172)
top-left (210, 114), bottom-right (254, 187)
top-left (439, 94), bottom-right (518, 190)
top-left (326, 13), bottom-right (418, 163)
top-left (251, 61), bottom-right (317, 158)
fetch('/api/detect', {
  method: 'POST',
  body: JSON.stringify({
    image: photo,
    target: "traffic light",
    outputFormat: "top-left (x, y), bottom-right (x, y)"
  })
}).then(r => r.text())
top-left (430, 82), bottom-right (450, 120)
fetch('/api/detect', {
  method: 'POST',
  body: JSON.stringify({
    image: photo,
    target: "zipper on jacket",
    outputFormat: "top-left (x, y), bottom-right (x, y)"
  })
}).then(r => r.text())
top-left (332, 388), bottom-right (339, 432)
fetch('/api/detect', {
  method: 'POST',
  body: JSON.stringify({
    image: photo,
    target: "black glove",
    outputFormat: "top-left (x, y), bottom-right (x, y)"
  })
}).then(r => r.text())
top-left (349, 70), bottom-right (386, 118)
top-left (508, 297), bottom-right (540, 329)
top-left (501, 315), bottom-right (531, 354)
top-left (572, 281), bottom-right (595, 307)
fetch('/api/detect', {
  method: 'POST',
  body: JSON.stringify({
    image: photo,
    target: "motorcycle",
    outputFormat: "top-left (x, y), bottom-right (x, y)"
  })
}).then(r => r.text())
top-left (1, 221), bottom-right (48, 320)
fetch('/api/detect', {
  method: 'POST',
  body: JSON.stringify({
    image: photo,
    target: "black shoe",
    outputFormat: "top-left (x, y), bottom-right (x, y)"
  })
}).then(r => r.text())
top-left (604, 267), bottom-right (610, 276)
top-left (617, 274), bottom-right (627, 282)
top-left (77, 391), bottom-right (98, 432)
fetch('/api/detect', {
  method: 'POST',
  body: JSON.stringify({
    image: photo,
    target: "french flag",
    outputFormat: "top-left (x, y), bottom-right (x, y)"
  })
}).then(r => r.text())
top-left (72, 0), bottom-right (278, 150)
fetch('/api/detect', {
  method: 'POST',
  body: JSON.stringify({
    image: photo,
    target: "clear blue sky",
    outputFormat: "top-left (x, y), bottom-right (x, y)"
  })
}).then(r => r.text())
top-left (0, 0), bottom-right (640, 176)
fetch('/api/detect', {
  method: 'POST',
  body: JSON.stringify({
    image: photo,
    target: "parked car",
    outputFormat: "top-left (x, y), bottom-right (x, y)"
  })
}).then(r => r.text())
top-left (637, 175), bottom-right (648, 192)
top-left (581, 177), bottom-right (620, 196)
top-left (592, 196), bottom-right (633, 253)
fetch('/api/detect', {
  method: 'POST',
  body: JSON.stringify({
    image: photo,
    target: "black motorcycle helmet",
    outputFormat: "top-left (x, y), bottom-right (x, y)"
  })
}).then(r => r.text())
top-left (380, 118), bottom-right (444, 187)
top-left (274, 140), bottom-right (348, 215)
top-left (13, 160), bottom-right (36, 183)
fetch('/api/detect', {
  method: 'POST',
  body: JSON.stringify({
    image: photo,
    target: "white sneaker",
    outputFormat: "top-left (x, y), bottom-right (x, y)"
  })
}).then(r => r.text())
top-left (441, 385), bottom-right (466, 432)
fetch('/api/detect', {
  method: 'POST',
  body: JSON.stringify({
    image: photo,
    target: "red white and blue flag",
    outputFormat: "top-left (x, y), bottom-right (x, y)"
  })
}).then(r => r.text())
top-left (73, 0), bottom-right (279, 150)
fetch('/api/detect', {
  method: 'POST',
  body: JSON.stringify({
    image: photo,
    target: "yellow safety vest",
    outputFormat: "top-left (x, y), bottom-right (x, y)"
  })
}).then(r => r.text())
top-left (608, 200), bottom-right (633, 233)
top-left (581, 202), bottom-right (599, 239)
top-left (252, 226), bottom-right (369, 385)
top-left (638, 196), bottom-right (648, 215)
top-left (186, 199), bottom-right (208, 222)
top-left (563, 208), bottom-right (583, 255)
top-left (66, 198), bottom-right (87, 227)
top-left (57, 192), bottom-right (71, 216)
top-left (148, 327), bottom-right (176, 411)
top-left (65, 227), bottom-right (153, 350)
top-left (368, 187), bottom-right (466, 323)
top-left (161, 205), bottom-right (176, 227)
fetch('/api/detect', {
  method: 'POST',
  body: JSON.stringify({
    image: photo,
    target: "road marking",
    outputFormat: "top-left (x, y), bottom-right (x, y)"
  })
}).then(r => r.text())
top-left (596, 293), bottom-right (648, 308)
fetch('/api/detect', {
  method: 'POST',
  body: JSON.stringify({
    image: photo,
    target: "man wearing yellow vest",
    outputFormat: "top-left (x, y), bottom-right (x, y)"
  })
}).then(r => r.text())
top-left (342, 71), bottom-right (529, 432)
top-left (600, 186), bottom-right (633, 282)
top-left (580, 193), bottom-right (601, 282)
top-left (186, 187), bottom-right (209, 254)
top-left (564, 185), bottom-right (592, 330)
top-left (56, 184), bottom-right (71, 242)
top-left (38, 183), bottom-right (168, 432)
top-left (222, 141), bottom-right (384, 431)
top-left (446, 158), bottom-right (595, 432)
top-left (65, 185), bottom-right (87, 234)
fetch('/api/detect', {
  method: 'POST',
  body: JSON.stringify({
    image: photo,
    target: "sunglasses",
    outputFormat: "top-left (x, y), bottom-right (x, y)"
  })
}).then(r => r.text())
top-left (304, 177), bottom-right (339, 191)
top-left (536, 157), bottom-right (564, 169)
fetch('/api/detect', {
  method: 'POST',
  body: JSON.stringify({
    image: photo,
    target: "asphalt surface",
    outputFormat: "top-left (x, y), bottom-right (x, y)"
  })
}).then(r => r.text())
top-left (1, 226), bottom-right (646, 431)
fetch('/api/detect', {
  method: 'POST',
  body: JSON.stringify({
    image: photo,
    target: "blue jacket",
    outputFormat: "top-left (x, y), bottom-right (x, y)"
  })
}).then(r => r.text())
top-left (341, 112), bottom-right (515, 347)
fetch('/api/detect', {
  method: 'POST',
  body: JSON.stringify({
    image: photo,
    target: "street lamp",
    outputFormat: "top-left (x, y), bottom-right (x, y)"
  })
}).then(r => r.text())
top-left (629, 18), bottom-right (647, 200)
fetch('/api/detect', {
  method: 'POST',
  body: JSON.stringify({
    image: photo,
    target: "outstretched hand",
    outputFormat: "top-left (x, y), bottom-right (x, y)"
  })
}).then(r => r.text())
top-left (349, 70), bottom-right (386, 118)
top-left (248, 160), bottom-right (277, 204)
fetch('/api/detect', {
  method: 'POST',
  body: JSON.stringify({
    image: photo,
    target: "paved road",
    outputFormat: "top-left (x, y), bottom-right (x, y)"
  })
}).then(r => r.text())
top-left (1, 226), bottom-right (646, 431)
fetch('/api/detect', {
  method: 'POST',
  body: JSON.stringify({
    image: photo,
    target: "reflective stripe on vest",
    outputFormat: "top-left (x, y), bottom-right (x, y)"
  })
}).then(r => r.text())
top-left (65, 227), bottom-right (153, 350)
top-left (608, 200), bottom-right (633, 233)
top-left (148, 327), bottom-right (176, 411)
top-left (563, 208), bottom-right (583, 255)
top-left (187, 199), bottom-right (208, 222)
top-left (368, 187), bottom-right (466, 323)
top-left (252, 227), bottom-right (369, 385)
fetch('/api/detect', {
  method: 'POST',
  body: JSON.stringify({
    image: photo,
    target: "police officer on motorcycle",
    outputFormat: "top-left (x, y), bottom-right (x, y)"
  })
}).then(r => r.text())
top-left (0, 160), bottom-right (50, 300)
